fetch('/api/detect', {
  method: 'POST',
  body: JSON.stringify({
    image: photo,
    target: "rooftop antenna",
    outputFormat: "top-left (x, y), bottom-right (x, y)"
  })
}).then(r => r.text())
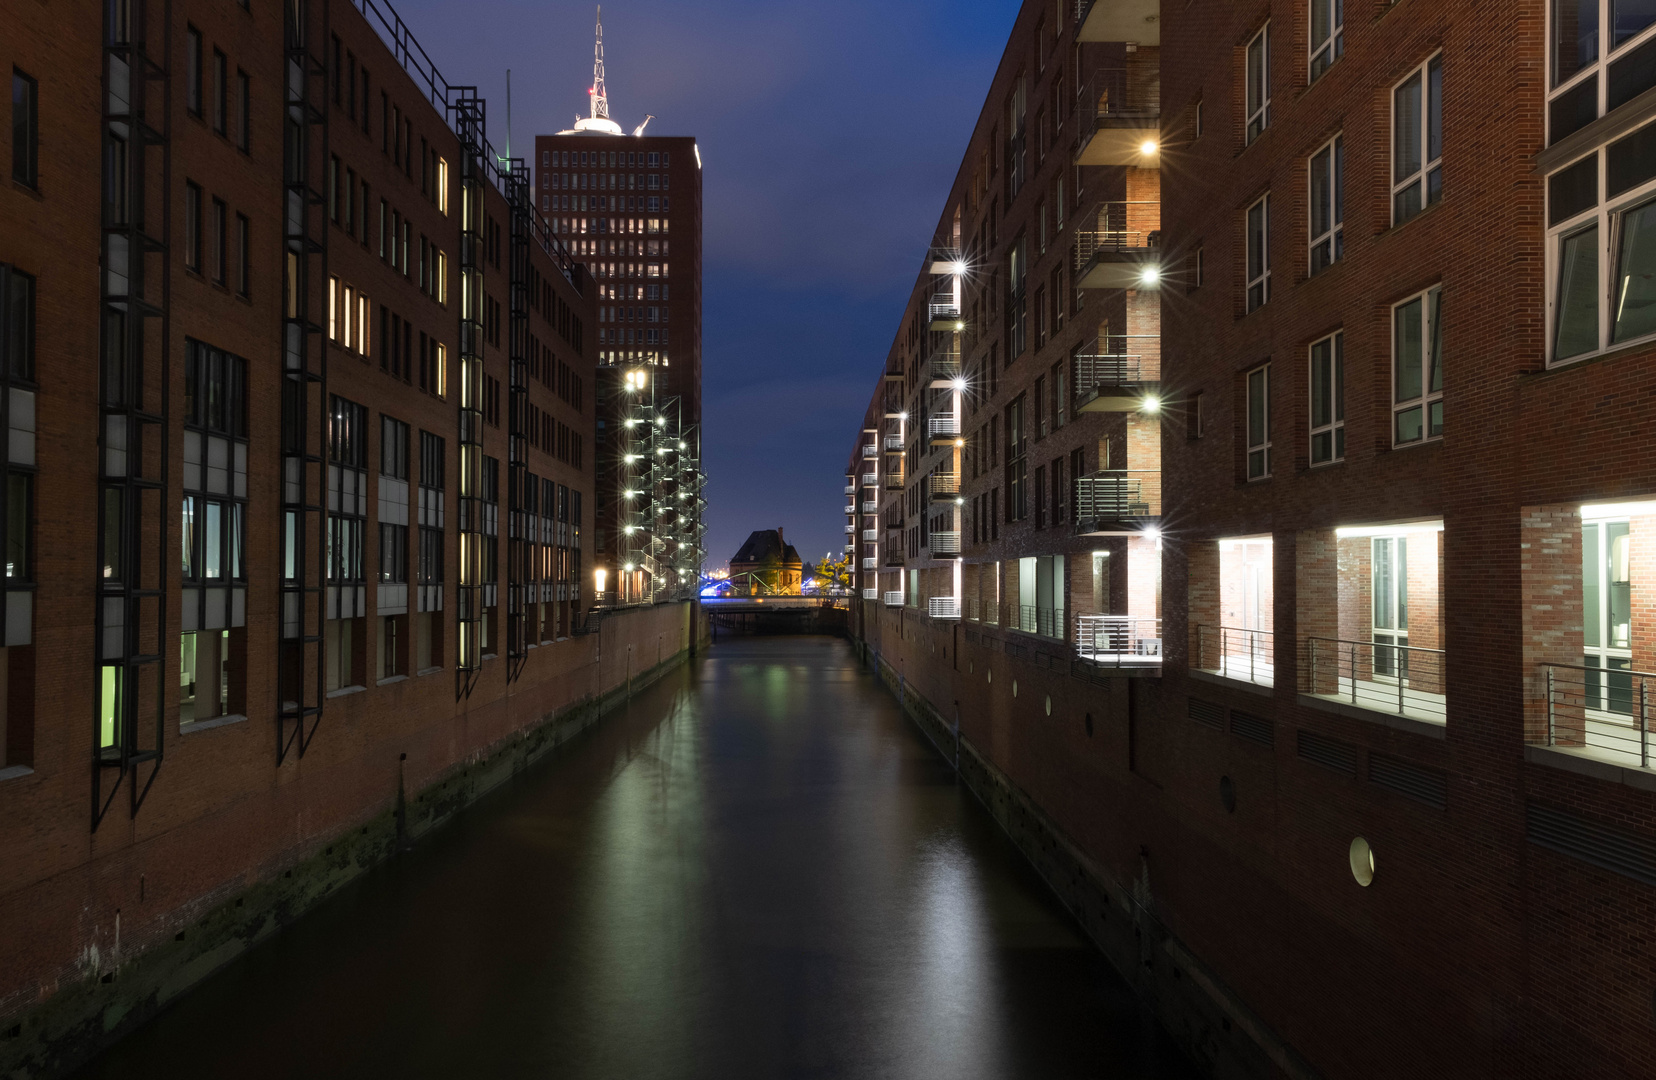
top-left (591, 6), bottom-right (610, 123)
top-left (499, 69), bottom-right (513, 165)
top-left (632, 114), bottom-right (654, 137)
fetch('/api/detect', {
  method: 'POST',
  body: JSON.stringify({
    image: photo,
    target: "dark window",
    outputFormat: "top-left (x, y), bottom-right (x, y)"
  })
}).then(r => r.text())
top-left (419, 430), bottom-right (445, 490)
top-left (381, 415), bottom-right (409, 479)
top-left (212, 49), bottom-right (227, 133)
top-left (186, 27), bottom-right (202, 115)
top-left (236, 213), bottom-right (250, 296)
top-left (237, 70), bottom-right (250, 151)
top-left (12, 69), bottom-right (38, 188)
top-left (3, 266), bottom-right (35, 382)
top-left (181, 341), bottom-right (249, 588)
top-left (184, 181), bottom-right (202, 271)
top-left (211, 197), bottom-right (226, 283)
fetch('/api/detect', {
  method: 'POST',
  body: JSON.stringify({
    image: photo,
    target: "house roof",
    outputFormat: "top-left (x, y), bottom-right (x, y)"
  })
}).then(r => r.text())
top-left (731, 529), bottom-right (802, 566)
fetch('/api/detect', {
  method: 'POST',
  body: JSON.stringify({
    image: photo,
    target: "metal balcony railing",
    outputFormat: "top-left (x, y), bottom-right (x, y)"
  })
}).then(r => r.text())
top-left (862, 558), bottom-right (878, 571)
top-left (863, 587), bottom-right (880, 600)
top-left (929, 294), bottom-right (961, 322)
top-left (1195, 625), bottom-right (1274, 687)
top-left (1073, 202), bottom-right (1162, 271)
top-left (862, 501), bottom-right (879, 513)
top-left (844, 524), bottom-right (856, 534)
top-left (930, 473), bottom-right (960, 496)
top-left (862, 443), bottom-right (878, 457)
top-left (843, 504), bottom-right (855, 515)
top-left (929, 353), bottom-right (962, 385)
top-left (862, 529), bottom-right (879, 542)
top-left (1305, 637), bottom-right (1447, 725)
top-left (885, 471), bottom-right (905, 490)
top-left (1076, 616), bottom-right (1162, 667)
top-left (862, 473), bottom-right (878, 487)
top-left (1075, 470), bottom-right (1157, 520)
top-left (885, 434), bottom-right (905, 451)
top-left (843, 484), bottom-right (855, 495)
top-left (929, 597), bottom-right (962, 619)
top-left (965, 597), bottom-right (980, 621)
top-left (930, 531), bottom-right (962, 555)
top-left (1072, 335), bottom-right (1160, 394)
top-left (884, 591), bottom-right (905, 607)
top-left (1078, 64), bottom-right (1162, 125)
top-left (843, 543), bottom-right (855, 553)
top-left (929, 414), bottom-right (960, 438)
top-left (1014, 605), bottom-right (1065, 638)
top-left (1535, 663), bottom-right (1656, 768)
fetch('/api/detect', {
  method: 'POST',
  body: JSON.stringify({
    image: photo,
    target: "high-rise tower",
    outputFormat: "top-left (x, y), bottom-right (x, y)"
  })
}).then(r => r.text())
top-left (537, 10), bottom-right (704, 604)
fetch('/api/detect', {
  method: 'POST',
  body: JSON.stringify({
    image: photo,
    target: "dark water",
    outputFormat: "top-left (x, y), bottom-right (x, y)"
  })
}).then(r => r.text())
top-left (77, 637), bottom-right (1198, 1080)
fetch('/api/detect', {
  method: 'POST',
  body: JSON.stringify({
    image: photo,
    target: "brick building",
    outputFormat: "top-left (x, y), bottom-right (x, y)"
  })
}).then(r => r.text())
top-left (0, 1), bottom-right (701, 1073)
top-left (534, 14), bottom-right (706, 606)
top-left (845, 0), bottom-right (1656, 1076)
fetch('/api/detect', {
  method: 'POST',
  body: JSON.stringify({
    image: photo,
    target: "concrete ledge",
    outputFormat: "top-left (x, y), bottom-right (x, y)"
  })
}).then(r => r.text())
top-left (1525, 743), bottom-right (1656, 793)
top-left (0, 764), bottom-right (35, 783)
top-left (1296, 694), bottom-right (1447, 740)
top-left (1188, 668), bottom-right (1276, 697)
top-left (178, 714), bottom-right (248, 736)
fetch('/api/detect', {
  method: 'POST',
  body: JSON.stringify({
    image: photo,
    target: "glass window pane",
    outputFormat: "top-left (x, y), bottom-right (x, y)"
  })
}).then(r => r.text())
top-left (1609, 32), bottom-right (1656, 109)
top-left (1557, 0), bottom-right (1601, 85)
top-left (1396, 405), bottom-right (1423, 444)
top-left (1395, 297), bottom-right (1423, 402)
top-left (1551, 154), bottom-right (1600, 225)
top-left (1614, 196), bottom-right (1656, 341)
top-left (1311, 341), bottom-right (1331, 427)
top-left (1551, 75), bottom-right (1600, 144)
top-left (1395, 73), bottom-right (1422, 183)
top-left (204, 501), bottom-right (222, 578)
top-left (1556, 225), bottom-right (1601, 358)
top-left (1428, 288), bottom-right (1444, 394)
top-left (1311, 147), bottom-right (1331, 238)
top-left (182, 496), bottom-right (198, 577)
top-left (1334, 334), bottom-right (1345, 421)
top-left (1608, 120), bottom-right (1656, 197)
top-left (1615, 0), bottom-right (1656, 48)
top-left (1248, 368), bottom-right (1266, 444)
top-left (6, 473), bottom-right (28, 580)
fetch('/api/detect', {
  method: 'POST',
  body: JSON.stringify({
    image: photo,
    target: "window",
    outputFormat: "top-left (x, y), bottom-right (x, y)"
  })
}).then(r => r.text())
top-left (1246, 195), bottom-right (1271, 311)
top-left (382, 415), bottom-right (409, 479)
top-left (1247, 364), bottom-right (1272, 480)
top-left (1188, 391), bottom-right (1205, 440)
top-left (237, 70), bottom-right (250, 151)
top-left (1550, 0), bottom-right (1656, 145)
top-left (210, 197), bottom-right (226, 284)
top-left (186, 27), bottom-right (202, 115)
top-left (1246, 24), bottom-right (1271, 143)
top-left (1393, 55), bottom-right (1444, 224)
top-left (1309, 135), bottom-right (1344, 274)
top-left (212, 50), bottom-right (227, 134)
top-left (1005, 396), bottom-right (1027, 521)
top-left (1372, 537), bottom-right (1409, 678)
top-left (436, 157), bottom-right (449, 214)
top-left (12, 69), bottom-right (37, 188)
top-left (1547, 122), bottom-right (1656, 361)
top-left (1189, 244), bottom-right (1204, 289)
top-left (1007, 236), bottom-right (1027, 356)
top-left (1309, 332), bottom-right (1344, 465)
top-left (327, 396), bottom-right (367, 585)
top-left (236, 213), bottom-right (250, 296)
top-left (1309, 0), bottom-right (1343, 81)
top-left (184, 182), bottom-right (202, 271)
top-left (1393, 287), bottom-right (1443, 445)
top-left (1582, 517), bottom-right (1634, 712)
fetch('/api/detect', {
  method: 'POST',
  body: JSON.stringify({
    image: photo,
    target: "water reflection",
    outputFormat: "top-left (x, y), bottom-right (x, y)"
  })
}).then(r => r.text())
top-left (75, 637), bottom-right (1194, 1080)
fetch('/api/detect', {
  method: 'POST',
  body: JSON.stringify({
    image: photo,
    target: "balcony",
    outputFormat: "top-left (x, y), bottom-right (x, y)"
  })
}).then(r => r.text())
top-left (1532, 663), bottom-right (1656, 770)
top-left (929, 597), bottom-right (962, 620)
top-left (863, 588), bottom-right (880, 601)
top-left (860, 529), bottom-right (877, 543)
top-left (884, 546), bottom-right (906, 567)
top-left (927, 352), bottom-right (962, 388)
top-left (885, 434), bottom-right (905, 452)
top-left (843, 543), bottom-right (855, 554)
top-left (1076, 615), bottom-right (1163, 670)
top-left (928, 414), bottom-right (961, 447)
top-left (927, 249), bottom-right (967, 276)
top-left (862, 501), bottom-right (879, 513)
top-left (1074, 64), bottom-right (1162, 165)
top-left (843, 484), bottom-right (855, 495)
top-left (1195, 625), bottom-right (1274, 688)
top-left (844, 504), bottom-right (856, 515)
top-left (884, 591), bottom-right (905, 607)
top-left (1073, 336), bottom-right (1160, 412)
top-left (883, 366), bottom-right (903, 383)
top-left (862, 472), bottom-right (878, 487)
top-left (1073, 202), bottom-right (1161, 290)
top-left (844, 524), bottom-right (856, 535)
top-left (929, 473), bottom-right (960, 499)
top-left (885, 470), bottom-right (905, 490)
top-left (927, 294), bottom-right (963, 332)
top-left (1304, 637), bottom-right (1447, 726)
top-left (1074, 470), bottom-right (1160, 534)
top-left (862, 558), bottom-right (878, 571)
top-left (931, 531), bottom-right (962, 555)
top-left (861, 443), bottom-right (878, 458)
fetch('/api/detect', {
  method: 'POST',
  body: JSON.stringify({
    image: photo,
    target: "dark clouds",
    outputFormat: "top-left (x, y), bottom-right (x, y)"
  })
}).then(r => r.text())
top-left (386, 0), bottom-right (1013, 568)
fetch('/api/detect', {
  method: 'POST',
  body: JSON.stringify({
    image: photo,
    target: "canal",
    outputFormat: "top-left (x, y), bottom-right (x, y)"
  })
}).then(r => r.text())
top-left (76, 637), bottom-right (1197, 1079)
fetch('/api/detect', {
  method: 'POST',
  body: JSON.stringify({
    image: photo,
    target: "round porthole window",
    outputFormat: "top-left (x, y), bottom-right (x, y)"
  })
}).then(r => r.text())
top-left (1219, 776), bottom-right (1236, 814)
top-left (1349, 837), bottom-right (1375, 887)
top-left (1044, 694), bottom-right (1052, 716)
top-left (1012, 680), bottom-right (1019, 697)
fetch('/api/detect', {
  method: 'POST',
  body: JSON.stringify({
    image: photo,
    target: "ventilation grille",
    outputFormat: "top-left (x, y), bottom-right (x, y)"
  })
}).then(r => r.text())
top-left (1187, 696), bottom-right (1224, 729)
top-left (1368, 753), bottom-right (1447, 809)
top-left (1527, 802), bottom-right (1656, 887)
top-left (1230, 710), bottom-right (1275, 747)
top-left (1296, 729), bottom-right (1357, 774)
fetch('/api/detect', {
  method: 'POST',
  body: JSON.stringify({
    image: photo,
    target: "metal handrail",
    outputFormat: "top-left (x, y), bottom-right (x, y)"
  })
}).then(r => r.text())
top-left (861, 443), bottom-right (878, 457)
top-left (931, 531), bottom-right (962, 554)
top-left (1535, 662), bottom-right (1656, 767)
top-left (843, 484), bottom-right (855, 495)
top-left (1075, 470), bottom-right (1157, 520)
top-left (929, 354), bottom-right (962, 383)
top-left (1304, 636), bottom-right (1446, 724)
top-left (1073, 202), bottom-right (1161, 270)
top-left (931, 473), bottom-right (960, 495)
top-left (861, 473), bottom-right (878, 486)
top-left (885, 434), bottom-right (905, 451)
top-left (1196, 624), bottom-right (1274, 687)
top-left (929, 295), bottom-right (961, 320)
top-left (1073, 351), bottom-right (1149, 392)
top-left (1017, 604), bottom-right (1065, 639)
top-left (862, 587), bottom-right (879, 600)
top-left (1076, 615), bottom-right (1162, 667)
top-left (929, 597), bottom-right (961, 619)
top-left (929, 414), bottom-right (960, 437)
top-left (1077, 65), bottom-right (1162, 122)
top-left (861, 558), bottom-right (878, 571)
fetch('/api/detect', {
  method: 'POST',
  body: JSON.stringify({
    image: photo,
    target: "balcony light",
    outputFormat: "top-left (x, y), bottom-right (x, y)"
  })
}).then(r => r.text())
top-left (951, 378), bottom-right (967, 391)
top-left (1140, 139), bottom-right (1159, 156)
top-left (1139, 266), bottom-right (1162, 286)
top-left (625, 419), bottom-right (638, 427)
top-left (956, 498), bottom-right (964, 506)
top-left (1335, 520), bottom-right (1445, 539)
top-left (899, 412), bottom-right (909, 421)
top-left (954, 321), bottom-right (965, 331)
top-left (624, 562), bottom-right (635, 570)
top-left (624, 526), bottom-right (636, 535)
top-left (951, 261), bottom-right (968, 276)
top-left (954, 438), bottom-right (964, 447)
top-left (1142, 396), bottom-right (1161, 413)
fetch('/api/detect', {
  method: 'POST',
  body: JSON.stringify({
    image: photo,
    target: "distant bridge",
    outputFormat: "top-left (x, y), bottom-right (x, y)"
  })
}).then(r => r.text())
top-left (703, 596), bottom-right (848, 636)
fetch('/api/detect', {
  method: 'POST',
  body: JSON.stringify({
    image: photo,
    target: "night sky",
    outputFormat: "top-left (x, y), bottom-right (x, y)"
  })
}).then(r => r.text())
top-left (386, 0), bottom-right (1015, 571)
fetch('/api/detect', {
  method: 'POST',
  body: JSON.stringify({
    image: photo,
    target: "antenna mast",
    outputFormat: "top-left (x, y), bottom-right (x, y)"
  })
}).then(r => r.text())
top-left (591, 6), bottom-right (610, 122)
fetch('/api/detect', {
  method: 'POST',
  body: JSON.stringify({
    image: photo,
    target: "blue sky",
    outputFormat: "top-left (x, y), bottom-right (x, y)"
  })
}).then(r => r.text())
top-left (389, 0), bottom-right (1016, 569)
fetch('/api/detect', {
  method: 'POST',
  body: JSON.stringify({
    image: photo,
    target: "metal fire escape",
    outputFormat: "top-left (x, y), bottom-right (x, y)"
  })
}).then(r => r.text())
top-left (93, 0), bottom-right (172, 827)
top-left (452, 89), bottom-right (486, 689)
top-left (505, 159), bottom-right (532, 677)
top-left (277, 0), bottom-right (330, 764)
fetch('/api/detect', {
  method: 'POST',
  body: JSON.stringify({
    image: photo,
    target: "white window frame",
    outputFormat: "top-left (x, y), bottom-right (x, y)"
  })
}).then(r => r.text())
top-left (1544, 123), bottom-right (1656, 365)
top-left (1246, 24), bottom-right (1271, 144)
top-left (1246, 194), bottom-right (1271, 312)
top-left (1309, 0), bottom-right (1344, 82)
top-left (1391, 286), bottom-right (1443, 446)
top-left (1246, 363), bottom-right (1271, 480)
top-left (1391, 54), bottom-right (1443, 225)
top-left (1308, 134), bottom-right (1344, 274)
top-left (1547, 0), bottom-right (1656, 144)
top-left (1309, 331), bottom-right (1344, 466)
